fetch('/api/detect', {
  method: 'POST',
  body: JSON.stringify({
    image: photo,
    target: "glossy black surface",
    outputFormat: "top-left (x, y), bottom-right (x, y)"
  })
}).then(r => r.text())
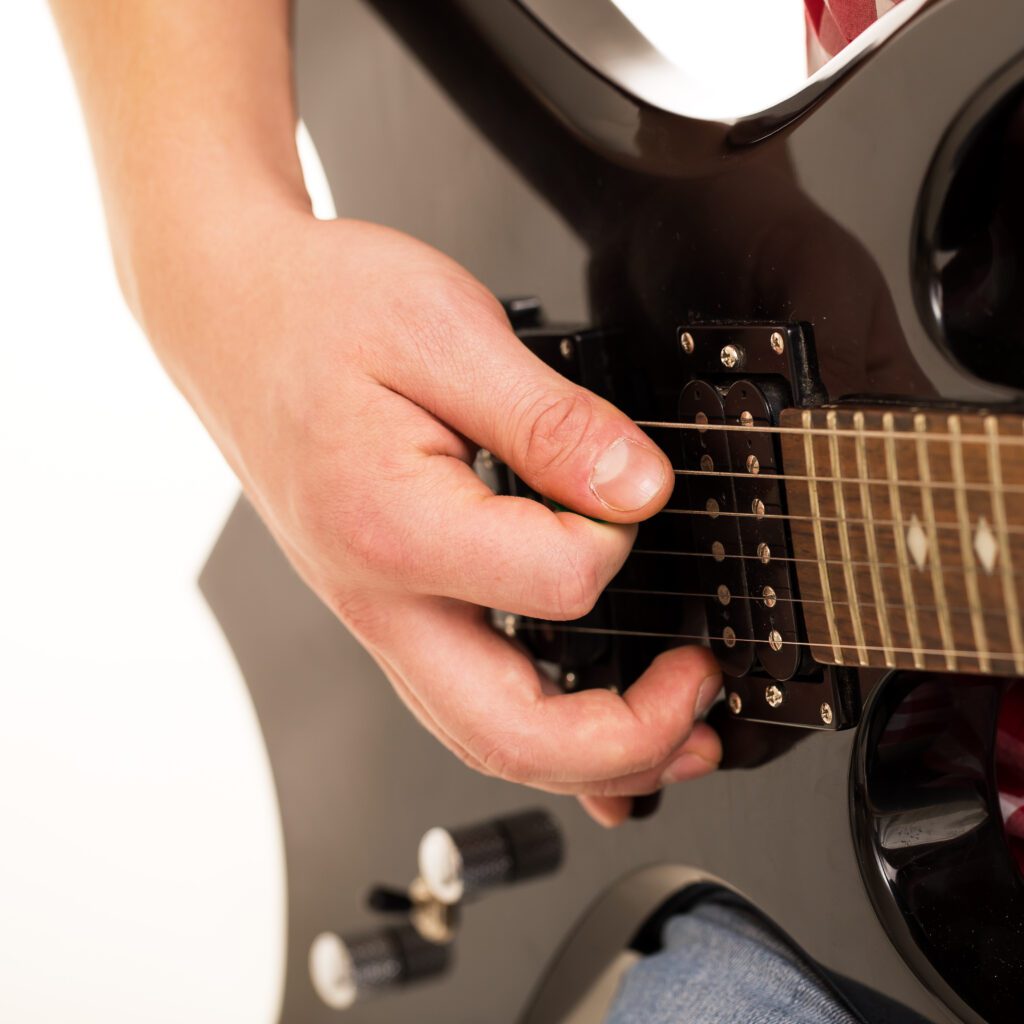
top-left (853, 674), bottom-right (1024, 1024)
top-left (204, 0), bottom-right (1024, 1020)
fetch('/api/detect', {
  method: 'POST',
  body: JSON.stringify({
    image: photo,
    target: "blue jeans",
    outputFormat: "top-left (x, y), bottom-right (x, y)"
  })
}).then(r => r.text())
top-left (606, 899), bottom-right (871, 1024)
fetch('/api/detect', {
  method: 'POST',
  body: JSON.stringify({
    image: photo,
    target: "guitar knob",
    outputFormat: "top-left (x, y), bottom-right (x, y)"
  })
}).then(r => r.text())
top-left (309, 923), bottom-right (450, 1010)
top-left (417, 808), bottom-right (563, 905)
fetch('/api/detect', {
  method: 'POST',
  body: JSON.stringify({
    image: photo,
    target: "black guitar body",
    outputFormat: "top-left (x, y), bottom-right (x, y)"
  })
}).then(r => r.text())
top-left (200, 2), bottom-right (1024, 1021)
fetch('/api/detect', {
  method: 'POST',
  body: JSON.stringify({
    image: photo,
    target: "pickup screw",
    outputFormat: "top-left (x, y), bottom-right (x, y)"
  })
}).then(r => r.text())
top-left (680, 331), bottom-right (695, 355)
top-left (740, 410), bottom-right (754, 427)
top-left (752, 498), bottom-right (765, 518)
top-left (728, 692), bottom-right (742, 714)
top-left (770, 331), bottom-right (785, 355)
top-left (502, 614), bottom-right (518, 638)
top-left (720, 344), bottom-right (743, 369)
top-left (746, 454), bottom-right (760, 475)
top-left (712, 541), bottom-right (726, 562)
top-left (694, 411), bottom-right (709, 432)
top-left (706, 498), bottom-right (720, 518)
top-left (762, 585), bottom-right (777, 608)
top-left (563, 671), bottom-right (577, 690)
top-left (722, 627), bottom-right (737, 648)
top-left (700, 454), bottom-right (714, 472)
top-left (765, 684), bottom-right (785, 708)
top-left (479, 449), bottom-right (495, 472)
top-left (768, 630), bottom-right (783, 652)
top-left (559, 338), bottom-right (574, 361)
top-left (757, 542), bottom-right (771, 564)
top-left (820, 702), bottom-right (834, 725)
top-left (717, 584), bottom-right (731, 606)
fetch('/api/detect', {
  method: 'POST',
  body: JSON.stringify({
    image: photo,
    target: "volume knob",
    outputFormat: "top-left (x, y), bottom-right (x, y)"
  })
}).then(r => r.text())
top-left (309, 923), bottom-right (450, 1010)
top-left (417, 808), bottom-right (563, 905)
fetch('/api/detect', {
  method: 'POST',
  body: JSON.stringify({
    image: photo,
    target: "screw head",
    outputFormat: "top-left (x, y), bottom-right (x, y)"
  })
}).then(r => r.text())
top-left (820, 702), bottom-right (834, 725)
top-left (728, 691), bottom-right (742, 714)
top-left (559, 338), bottom-right (574, 360)
top-left (502, 614), bottom-right (518, 638)
top-left (706, 498), bottom-right (720, 518)
top-left (739, 410), bottom-right (754, 427)
top-left (720, 344), bottom-right (743, 369)
top-left (694, 411), bottom-right (709, 432)
top-left (770, 331), bottom-right (785, 355)
top-left (757, 542), bottom-right (771, 564)
top-left (751, 498), bottom-right (766, 518)
top-left (712, 540), bottom-right (726, 562)
top-left (768, 629), bottom-right (783, 652)
top-left (745, 454), bottom-right (760, 475)
top-left (563, 671), bottom-right (577, 690)
top-left (765, 683), bottom-right (785, 708)
top-left (680, 331), bottom-right (695, 355)
top-left (700, 454), bottom-right (714, 472)
top-left (722, 626), bottom-right (737, 648)
top-left (716, 584), bottom-right (731, 606)
top-left (762, 585), bottom-right (777, 608)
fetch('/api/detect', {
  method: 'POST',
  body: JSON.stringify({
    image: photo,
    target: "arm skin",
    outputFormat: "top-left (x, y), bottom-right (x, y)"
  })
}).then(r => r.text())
top-left (49, 0), bottom-right (722, 826)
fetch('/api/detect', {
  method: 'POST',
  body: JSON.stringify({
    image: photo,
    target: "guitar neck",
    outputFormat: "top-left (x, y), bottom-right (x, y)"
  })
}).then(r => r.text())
top-left (779, 406), bottom-right (1024, 674)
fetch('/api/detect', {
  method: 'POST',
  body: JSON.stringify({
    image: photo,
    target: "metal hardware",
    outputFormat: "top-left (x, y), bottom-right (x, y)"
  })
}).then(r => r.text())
top-left (757, 542), bottom-right (771, 564)
top-left (768, 630), bottom-right (783, 652)
top-left (680, 331), bottom-right (695, 355)
top-left (762, 585), bottom-right (777, 608)
top-left (695, 410), bottom-right (708, 431)
top-left (706, 498), bottom-right (720, 517)
top-left (770, 331), bottom-right (786, 355)
top-left (717, 584), bottom-right (731, 605)
top-left (752, 498), bottom-right (765, 518)
top-left (559, 338), bottom-right (574, 361)
top-left (820, 702), bottom-right (834, 725)
top-left (700, 454), bottom-right (714, 472)
top-left (728, 692), bottom-right (743, 714)
top-left (723, 626), bottom-right (737, 648)
top-left (740, 410), bottom-right (754, 426)
top-left (502, 614), bottom-right (518, 638)
top-left (712, 541), bottom-right (726, 562)
top-left (765, 684), bottom-right (785, 708)
top-left (563, 671), bottom-right (577, 690)
top-left (746, 454), bottom-right (760, 475)
top-left (720, 344), bottom-right (743, 369)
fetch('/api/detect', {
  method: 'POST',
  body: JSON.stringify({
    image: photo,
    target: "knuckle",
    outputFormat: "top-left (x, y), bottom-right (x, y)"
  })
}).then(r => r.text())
top-left (517, 390), bottom-right (595, 483)
top-left (536, 544), bottom-right (603, 621)
top-left (474, 735), bottom-right (533, 784)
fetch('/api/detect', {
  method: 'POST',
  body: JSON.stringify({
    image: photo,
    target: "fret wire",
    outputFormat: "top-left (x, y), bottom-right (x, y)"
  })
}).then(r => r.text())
top-left (986, 416), bottom-right (1024, 673)
top-left (604, 585), bottom-right (1021, 620)
top-left (949, 414), bottom-right (992, 672)
top-left (515, 622), bottom-right (1024, 664)
top-left (671, 467), bottom-right (1024, 493)
top-left (635, 418), bottom-right (1024, 445)
top-left (914, 412), bottom-right (957, 671)
top-left (656, 506), bottom-right (1024, 535)
top-left (828, 409), bottom-right (867, 665)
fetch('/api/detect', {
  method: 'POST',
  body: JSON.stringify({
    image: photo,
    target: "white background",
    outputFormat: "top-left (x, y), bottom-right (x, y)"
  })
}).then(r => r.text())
top-left (0, 3), bottom-right (803, 1023)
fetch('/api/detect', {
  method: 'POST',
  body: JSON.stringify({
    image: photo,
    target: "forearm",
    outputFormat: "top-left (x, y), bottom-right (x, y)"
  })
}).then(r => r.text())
top-left (48, 0), bottom-right (309, 328)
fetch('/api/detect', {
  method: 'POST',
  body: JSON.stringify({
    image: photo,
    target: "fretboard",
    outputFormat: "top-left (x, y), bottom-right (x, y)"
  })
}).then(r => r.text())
top-left (780, 406), bottom-right (1024, 674)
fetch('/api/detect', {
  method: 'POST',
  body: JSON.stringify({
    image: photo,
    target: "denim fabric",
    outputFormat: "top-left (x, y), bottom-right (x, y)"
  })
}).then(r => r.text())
top-left (605, 900), bottom-right (861, 1024)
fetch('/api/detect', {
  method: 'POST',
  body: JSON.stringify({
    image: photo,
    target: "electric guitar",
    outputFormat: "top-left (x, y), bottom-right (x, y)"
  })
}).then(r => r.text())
top-left (200, 1), bottom-right (1024, 1021)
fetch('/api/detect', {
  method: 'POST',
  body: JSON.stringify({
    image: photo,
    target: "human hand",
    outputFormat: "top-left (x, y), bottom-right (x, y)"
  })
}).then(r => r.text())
top-left (149, 213), bottom-right (723, 826)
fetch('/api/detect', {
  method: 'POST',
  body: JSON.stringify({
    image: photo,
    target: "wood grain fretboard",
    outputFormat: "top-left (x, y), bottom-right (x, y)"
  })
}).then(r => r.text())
top-left (779, 406), bottom-right (1024, 675)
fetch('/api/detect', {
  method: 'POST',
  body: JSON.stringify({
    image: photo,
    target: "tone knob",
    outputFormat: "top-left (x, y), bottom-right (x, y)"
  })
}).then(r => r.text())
top-left (309, 923), bottom-right (450, 1010)
top-left (417, 808), bottom-right (563, 905)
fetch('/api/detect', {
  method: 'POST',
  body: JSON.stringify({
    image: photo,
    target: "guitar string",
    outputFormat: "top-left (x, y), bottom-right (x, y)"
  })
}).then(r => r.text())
top-left (669, 466), bottom-right (1024, 494)
top-left (634, 419), bottom-right (1024, 445)
top-left (627, 546), bottom-right (1021, 577)
top-left (656, 505), bottom-right (1024, 535)
top-left (603, 586), bottom-right (1015, 622)
top-left (515, 622), bottom-right (1022, 664)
